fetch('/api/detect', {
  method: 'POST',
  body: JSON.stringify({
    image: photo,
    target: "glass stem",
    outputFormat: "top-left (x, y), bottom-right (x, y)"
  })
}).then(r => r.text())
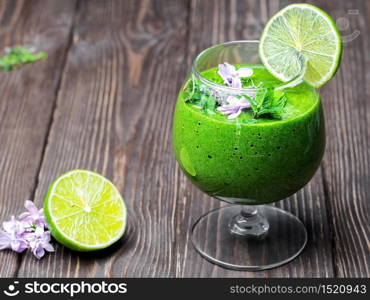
top-left (228, 205), bottom-right (269, 239)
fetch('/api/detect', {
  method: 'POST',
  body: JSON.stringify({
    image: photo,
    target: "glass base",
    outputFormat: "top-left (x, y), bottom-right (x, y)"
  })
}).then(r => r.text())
top-left (191, 205), bottom-right (307, 271)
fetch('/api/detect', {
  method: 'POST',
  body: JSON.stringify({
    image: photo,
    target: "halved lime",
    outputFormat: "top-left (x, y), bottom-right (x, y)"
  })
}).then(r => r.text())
top-left (259, 3), bottom-right (342, 87)
top-left (44, 169), bottom-right (127, 251)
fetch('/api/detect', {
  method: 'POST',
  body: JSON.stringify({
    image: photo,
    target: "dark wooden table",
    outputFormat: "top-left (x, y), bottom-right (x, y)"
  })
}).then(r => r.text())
top-left (0, 0), bottom-right (368, 278)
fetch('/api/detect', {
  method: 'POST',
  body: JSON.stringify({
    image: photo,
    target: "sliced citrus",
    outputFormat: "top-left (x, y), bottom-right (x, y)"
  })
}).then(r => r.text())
top-left (259, 3), bottom-right (342, 87)
top-left (44, 169), bottom-right (127, 251)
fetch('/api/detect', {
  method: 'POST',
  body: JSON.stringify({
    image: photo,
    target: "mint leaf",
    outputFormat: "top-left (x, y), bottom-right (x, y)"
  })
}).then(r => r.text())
top-left (199, 85), bottom-right (216, 113)
top-left (200, 94), bottom-right (216, 113)
top-left (0, 46), bottom-right (47, 71)
top-left (183, 79), bottom-right (217, 113)
top-left (183, 78), bottom-right (202, 104)
top-left (248, 87), bottom-right (287, 119)
top-left (241, 76), bottom-right (255, 87)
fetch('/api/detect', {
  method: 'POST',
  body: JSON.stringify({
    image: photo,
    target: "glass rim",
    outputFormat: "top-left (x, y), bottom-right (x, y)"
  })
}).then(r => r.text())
top-left (192, 40), bottom-right (266, 92)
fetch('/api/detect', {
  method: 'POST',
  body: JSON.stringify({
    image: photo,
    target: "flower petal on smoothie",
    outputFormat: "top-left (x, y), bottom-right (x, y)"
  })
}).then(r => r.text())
top-left (218, 62), bottom-right (236, 84)
top-left (237, 67), bottom-right (254, 78)
top-left (227, 110), bottom-right (242, 119)
top-left (217, 96), bottom-right (251, 119)
top-left (217, 105), bottom-right (238, 115)
top-left (238, 97), bottom-right (251, 107)
top-left (218, 62), bottom-right (243, 88)
top-left (218, 63), bottom-right (254, 88)
top-left (230, 77), bottom-right (243, 88)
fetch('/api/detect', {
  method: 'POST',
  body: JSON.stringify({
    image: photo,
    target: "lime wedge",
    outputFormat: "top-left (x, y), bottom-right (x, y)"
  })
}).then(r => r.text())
top-left (44, 169), bottom-right (127, 251)
top-left (259, 3), bottom-right (342, 87)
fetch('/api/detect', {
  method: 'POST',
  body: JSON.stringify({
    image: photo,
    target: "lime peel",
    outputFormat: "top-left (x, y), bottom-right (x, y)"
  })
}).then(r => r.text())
top-left (259, 3), bottom-right (342, 88)
top-left (44, 169), bottom-right (127, 252)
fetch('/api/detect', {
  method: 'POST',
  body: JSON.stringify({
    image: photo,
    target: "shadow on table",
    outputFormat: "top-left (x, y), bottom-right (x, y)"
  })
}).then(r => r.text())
top-left (65, 220), bottom-right (133, 261)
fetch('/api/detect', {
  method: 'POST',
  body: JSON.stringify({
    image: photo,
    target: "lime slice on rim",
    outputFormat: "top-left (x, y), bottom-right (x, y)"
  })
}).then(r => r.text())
top-left (44, 169), bottom-right (127, 251)
top-left (259, 3), bottom-right (342, 88)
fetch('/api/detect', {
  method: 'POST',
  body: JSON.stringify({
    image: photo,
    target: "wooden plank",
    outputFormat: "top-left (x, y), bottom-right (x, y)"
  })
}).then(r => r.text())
top-left (13, 0), bottom-right (369, 278)
top-left (175, 0), bottom-right (334, 278)
top-left (318, 0), bottom-right (370, 277)
top-left (0, 0), bottom-right (76, 277)
top-left (17, 0), bottom-right (190, 277)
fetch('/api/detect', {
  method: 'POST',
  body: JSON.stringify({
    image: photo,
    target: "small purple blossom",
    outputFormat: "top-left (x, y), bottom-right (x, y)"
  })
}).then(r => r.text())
top-left (0, 201), bottom-right (54, 259)
top-left (218, 62), bottom-right (253, 88)
top-left (0, 216), bottom-right (28, 253)
top-left (217, 96), bottom-right (251, 119)
top-left (24, 227), bottom-right (54, 259)
top-left (18, 200), bottom-right (46, 228)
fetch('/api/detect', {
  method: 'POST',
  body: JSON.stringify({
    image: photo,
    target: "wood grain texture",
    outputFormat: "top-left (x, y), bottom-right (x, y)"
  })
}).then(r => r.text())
top-left (17, 0), bottom-right (190, 277)
top-left (0, 0), bottom-right (76, 277)
top-left (0, 0), bottom-right (368, 278)
top-left (317, 0), bottom-right (370, 277)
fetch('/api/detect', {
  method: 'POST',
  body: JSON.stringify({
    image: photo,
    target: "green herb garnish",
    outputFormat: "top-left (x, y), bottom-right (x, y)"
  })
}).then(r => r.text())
top-left (0, 46), bottom-right (47, 71)
top-left (183, 78), bottom-right (216, 113)
top-left (247, 88), bottom-right (287, 119)
top-left (183, 69), bottom-right (288, 120)
top-left (241, 76), bottom-right (256, 87)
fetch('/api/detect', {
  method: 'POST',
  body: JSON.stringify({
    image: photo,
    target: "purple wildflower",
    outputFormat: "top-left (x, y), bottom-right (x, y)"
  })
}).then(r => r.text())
top-left (24, 227), bottom-right (54, 259)
top-left (217, 96), bottom-right (251, 119)
top-left (18, 200), bottom-right (46, 229)
top-left (218, 62), bottom-right (253, 88)
top-left (0, 201), bottom-right (54, 259)
top-left (0, 216), bottom-right (28, 253)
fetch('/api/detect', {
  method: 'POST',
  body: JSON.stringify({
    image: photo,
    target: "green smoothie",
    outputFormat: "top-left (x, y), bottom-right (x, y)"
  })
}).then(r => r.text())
top-left (173, 65), bottom-right (325, 204)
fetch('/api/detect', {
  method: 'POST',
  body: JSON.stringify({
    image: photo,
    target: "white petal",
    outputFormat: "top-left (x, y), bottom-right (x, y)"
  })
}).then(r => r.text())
top-left (224, 62), bottom-right (236, 74)
top-left (217, 106), bottom-right (237, 115)
top-left (225, 96), bottom-right (239, 105)
top-left (239, 98), bottom-right (251, 108)
top-left (227, 110), bottom-right (242, 119)
top-left (24, 200), bottom-right (35, 211)
top-left (231, 78), bottom-right (242, 88)
top-left (34, 226), bottom-right (44, 235)
top-left (44, 243), bottom-right (55, 252)
top-left (237, 67), bottom-right (253, 78)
